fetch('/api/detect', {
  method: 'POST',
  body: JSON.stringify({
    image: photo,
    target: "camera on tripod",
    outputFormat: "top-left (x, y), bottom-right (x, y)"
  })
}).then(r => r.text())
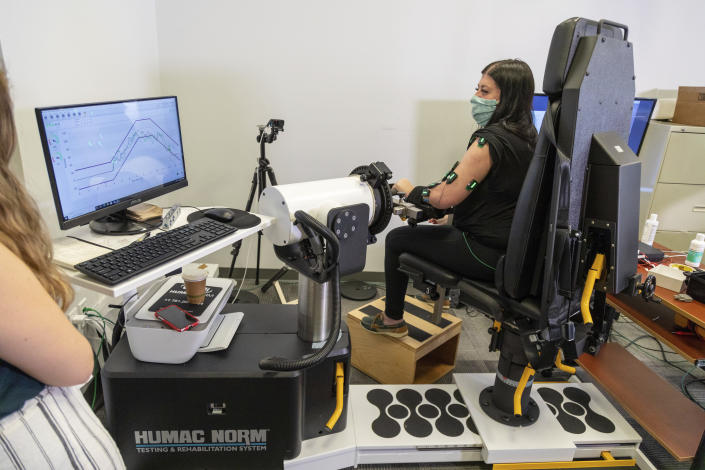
top-left (227, 118), bottom-right (287, 290)
top-left (257, 119), bottom-right (285, 144)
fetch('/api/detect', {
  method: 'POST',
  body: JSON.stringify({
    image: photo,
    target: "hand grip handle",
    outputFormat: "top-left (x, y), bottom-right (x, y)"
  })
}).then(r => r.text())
top-left (597, 19), bottom-right (629, 41)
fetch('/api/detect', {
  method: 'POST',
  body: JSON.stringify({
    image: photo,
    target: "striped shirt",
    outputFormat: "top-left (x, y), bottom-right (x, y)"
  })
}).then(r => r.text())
top-left (0, 385), bottom-right (125, 469)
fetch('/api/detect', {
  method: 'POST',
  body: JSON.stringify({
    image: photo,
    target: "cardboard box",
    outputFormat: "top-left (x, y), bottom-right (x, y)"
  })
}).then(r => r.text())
top-left (672, 86), bottom-right (705, 127)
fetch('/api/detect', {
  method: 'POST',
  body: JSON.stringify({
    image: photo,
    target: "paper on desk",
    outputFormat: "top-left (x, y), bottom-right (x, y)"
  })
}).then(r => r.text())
top-left (53, 237), bottom-right (112, 269)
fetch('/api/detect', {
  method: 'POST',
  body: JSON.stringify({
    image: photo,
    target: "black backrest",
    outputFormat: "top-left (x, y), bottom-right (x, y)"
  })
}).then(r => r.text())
top-left (500, 18), bottom-right (635, 313)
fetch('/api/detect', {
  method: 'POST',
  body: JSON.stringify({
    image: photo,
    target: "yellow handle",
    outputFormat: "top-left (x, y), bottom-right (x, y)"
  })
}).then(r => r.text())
top-left (513, 365), bottom-right (535, 417)
top-left (325, 362), bottom-right (345, 432)
top-left (580, 253), bottom-right (605, 326)
top-left (554, 349), bottom-right (576, 375)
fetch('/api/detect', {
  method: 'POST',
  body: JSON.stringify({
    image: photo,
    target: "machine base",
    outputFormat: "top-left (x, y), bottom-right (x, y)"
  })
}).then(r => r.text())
top-left (479, 386), bottom-right (540, 427)
top-left (340, 279), bottom-right (378, 300)
top-left (286, 378), bottom-right (651, 470)
top-left (103, 302), bottom-right (652, 469)
top-left (102, 304), bottom-right (350, 470)
top-left (455, 374), bottom-right (642, 464)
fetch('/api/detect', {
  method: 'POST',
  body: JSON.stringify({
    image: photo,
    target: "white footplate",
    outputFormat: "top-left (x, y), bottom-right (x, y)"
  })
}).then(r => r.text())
top-left (286, 383), bottom-right (483, 469)
top-left (453, 373), bottom-right (642, 464)
top-left (351, 384), bottom-right (483, 465)
top-left (286, 376), bottom-right (646, 469)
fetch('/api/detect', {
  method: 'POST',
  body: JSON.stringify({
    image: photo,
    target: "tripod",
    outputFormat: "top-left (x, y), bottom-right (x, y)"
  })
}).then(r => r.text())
top-left (227, 119), bottom-right (284, 288)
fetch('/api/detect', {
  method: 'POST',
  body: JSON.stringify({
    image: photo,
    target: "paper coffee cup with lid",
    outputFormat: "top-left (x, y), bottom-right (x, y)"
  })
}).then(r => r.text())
top-left (181, 264), bottom-right (209, 304)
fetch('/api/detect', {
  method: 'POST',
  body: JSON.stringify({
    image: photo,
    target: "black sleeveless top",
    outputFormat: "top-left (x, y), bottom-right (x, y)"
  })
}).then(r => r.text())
top-left (0, 360), bottom-right (44, 419)
top-left (452, 124), bottom-right (535, 250)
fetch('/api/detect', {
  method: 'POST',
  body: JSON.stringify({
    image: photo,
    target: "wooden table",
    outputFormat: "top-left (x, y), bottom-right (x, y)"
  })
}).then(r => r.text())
top-left (579, 249), bottom-right (705, 461)
top-left (612, 250), bottom-right (705, 363)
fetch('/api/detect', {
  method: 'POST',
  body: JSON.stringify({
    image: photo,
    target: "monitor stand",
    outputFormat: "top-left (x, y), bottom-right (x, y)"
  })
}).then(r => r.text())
top-left (89, 209), bottom-right (157, 236)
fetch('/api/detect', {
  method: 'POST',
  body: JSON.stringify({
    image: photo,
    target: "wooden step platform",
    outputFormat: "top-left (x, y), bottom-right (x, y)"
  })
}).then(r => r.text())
top-left (346, 296), bottom-right (462, 384)
top-left (578, 342), bottom-right (705, 461)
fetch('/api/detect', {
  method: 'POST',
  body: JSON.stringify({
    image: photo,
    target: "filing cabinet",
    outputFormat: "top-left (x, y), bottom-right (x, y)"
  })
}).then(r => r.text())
top-left (639, 121), bottom-right (705, 251)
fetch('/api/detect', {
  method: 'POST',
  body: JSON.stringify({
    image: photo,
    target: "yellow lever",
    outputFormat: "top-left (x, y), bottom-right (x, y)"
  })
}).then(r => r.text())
top-left (580, 253), bottom-right (605, 326)
top-left (325, 362), bottom-right (345, 432)
top-left (513, 364), bottom-right (535, 417)
top-left (554, 349), bottom-right (576, 375)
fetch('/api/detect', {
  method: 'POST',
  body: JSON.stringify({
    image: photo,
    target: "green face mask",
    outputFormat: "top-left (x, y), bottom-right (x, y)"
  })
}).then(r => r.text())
top-left (470, 95), bottom-right (497, 127)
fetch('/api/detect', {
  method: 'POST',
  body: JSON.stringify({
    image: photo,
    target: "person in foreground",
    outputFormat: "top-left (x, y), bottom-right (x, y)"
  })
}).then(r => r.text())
top-left (0, 71), bottom-right (125, 468)
top-left (362, 59), bottom-right (538, 338)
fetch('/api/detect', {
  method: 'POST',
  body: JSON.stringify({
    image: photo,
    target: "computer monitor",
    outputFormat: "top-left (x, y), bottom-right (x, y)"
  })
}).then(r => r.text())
top-left (628, 98), bottom-right (657, 155)
top-left (36, 96), bottom-right (187, 235)
top-left (531, 93), bottom-right (549, 135)
top-left (531, 94), bottom-right (656, 155)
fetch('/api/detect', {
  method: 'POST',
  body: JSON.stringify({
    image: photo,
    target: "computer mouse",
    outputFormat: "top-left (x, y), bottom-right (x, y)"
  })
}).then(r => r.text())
top-left (203, 208), bottom-right (234, 223)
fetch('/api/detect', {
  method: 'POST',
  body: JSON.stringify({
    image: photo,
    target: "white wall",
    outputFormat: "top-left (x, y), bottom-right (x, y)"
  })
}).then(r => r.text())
top-left (0, 0), bottom-right (161, 237)
top-left (4, 0), bottom-right (705, 273)
top-left (153, 0), bottom-right (705, 271)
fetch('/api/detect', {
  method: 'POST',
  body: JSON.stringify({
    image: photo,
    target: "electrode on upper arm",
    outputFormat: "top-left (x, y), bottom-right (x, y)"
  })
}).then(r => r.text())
top-left (442, 161), bottom-right (460, 185)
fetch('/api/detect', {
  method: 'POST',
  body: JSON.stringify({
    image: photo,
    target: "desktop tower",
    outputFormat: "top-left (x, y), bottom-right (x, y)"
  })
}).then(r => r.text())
top-left (102, 304), bottom-right (350, 470)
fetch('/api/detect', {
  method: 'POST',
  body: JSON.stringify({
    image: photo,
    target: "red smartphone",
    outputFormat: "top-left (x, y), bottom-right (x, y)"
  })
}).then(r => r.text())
top-left (154, 305), bottom-right (199, 332)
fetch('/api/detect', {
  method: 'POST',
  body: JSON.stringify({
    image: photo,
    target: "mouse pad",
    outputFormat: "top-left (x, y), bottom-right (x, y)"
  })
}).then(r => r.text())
top-left (186, 208), bottom-right (261, 229)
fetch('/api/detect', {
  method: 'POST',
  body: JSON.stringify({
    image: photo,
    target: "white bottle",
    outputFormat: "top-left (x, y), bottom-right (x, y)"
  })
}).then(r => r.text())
top-left (640, 213), bottom-right (659, 246)
top-left (685, 233), bottom-right (705, 268)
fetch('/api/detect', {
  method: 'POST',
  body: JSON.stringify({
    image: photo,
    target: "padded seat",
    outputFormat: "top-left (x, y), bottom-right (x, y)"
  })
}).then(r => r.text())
top-left (456, 278), bottom-right (504, 319)
top-left (399, 253), bottom-right (542, 322)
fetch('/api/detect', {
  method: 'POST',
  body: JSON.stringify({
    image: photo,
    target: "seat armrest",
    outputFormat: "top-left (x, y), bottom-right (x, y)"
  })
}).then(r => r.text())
top-left (398, 253), bottom-right (460, 287)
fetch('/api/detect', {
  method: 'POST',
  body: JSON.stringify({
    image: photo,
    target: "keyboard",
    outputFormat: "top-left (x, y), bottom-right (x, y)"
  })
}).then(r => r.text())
top-left (75, 218), bottom-right (238, 285)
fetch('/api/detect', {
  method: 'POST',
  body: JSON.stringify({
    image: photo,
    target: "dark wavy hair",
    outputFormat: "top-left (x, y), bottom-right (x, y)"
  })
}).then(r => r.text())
top-left (483, 59), bottom-right (537, 145)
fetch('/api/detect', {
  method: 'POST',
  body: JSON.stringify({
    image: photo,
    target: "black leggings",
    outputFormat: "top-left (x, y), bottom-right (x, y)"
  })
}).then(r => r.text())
top-left (384, 225), bottom-right (503, 320)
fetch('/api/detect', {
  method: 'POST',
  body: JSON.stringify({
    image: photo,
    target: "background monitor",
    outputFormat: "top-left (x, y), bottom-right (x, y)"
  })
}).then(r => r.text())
top-left (628, 98), bottom-right (657, 155)
top-left (531, 94), bottom-right (548, 135)
top-left (531, 94), bottom-right (656, 155)
top-left (36, 96), bottom-right (187, 235)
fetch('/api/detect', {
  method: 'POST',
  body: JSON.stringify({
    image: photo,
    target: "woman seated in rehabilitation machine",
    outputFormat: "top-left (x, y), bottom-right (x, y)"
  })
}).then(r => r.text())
top-left (362, 59), bottom-right (538, 338)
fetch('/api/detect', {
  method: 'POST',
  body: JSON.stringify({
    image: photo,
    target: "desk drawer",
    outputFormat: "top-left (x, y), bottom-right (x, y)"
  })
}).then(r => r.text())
top-left (660, 132), bottom-right (705, 184)
top-left (650, 183), bottom-right (705, 232)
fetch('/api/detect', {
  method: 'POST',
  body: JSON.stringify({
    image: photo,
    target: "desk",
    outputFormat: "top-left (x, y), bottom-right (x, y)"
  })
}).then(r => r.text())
top-left (612, 250), bottom-right (705, 363)
top-left (57, 209), bottom-right (273, 297)
top-left (579, 250), bottom-right (705, 461)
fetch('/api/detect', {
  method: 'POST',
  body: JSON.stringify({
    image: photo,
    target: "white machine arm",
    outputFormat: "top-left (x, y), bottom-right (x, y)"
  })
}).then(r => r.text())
top-left (260, 176), bottom-right (376, 246)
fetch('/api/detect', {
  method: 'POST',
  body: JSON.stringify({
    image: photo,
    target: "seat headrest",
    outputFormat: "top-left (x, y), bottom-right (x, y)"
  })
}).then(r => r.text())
top-left (542, 18), bottom-right (625, 97)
